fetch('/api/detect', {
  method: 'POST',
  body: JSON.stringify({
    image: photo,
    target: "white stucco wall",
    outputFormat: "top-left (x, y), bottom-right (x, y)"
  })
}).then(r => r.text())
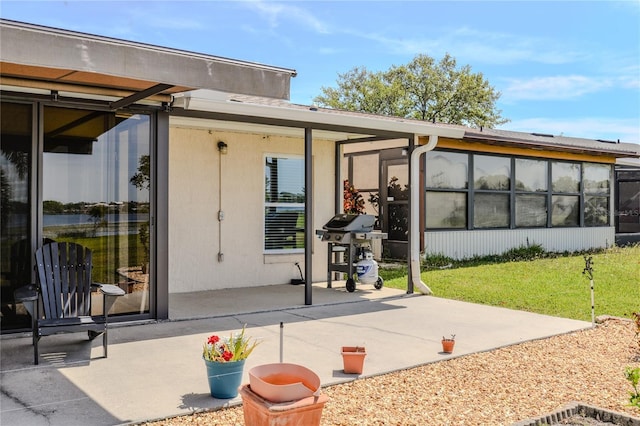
top-left (424, 227), bottom-right (616, 260)
top-left (168, 123), bottom-right (334, 293)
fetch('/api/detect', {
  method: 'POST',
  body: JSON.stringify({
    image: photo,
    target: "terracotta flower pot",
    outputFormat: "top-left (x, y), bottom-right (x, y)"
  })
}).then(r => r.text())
top-left (341, 346), bottom-right (366, 374)
top-left (441, 339), bottom-right (455, 354)
top-left (248, 363), bottom-right (320, 403)
top-left (240, 384), bottom-right (328, 426)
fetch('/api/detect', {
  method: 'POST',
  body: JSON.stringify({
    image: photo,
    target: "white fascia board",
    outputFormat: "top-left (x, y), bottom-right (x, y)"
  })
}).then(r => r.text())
top-left (172, 92), bottom-right (465, 140)
top-left (169, 115), bottom-right (361, 141)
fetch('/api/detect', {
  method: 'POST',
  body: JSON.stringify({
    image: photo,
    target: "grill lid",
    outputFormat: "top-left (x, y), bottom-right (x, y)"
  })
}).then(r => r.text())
top-left (322, 214), bottom-right (375, 232)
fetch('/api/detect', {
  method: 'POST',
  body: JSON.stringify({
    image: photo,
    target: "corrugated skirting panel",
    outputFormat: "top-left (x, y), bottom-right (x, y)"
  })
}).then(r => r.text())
top-left (424, 227), bottom-right (615, 260)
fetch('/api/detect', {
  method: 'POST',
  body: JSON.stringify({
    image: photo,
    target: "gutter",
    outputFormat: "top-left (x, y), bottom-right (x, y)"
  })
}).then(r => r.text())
top-left (409, 134), bottom-right (439, 295)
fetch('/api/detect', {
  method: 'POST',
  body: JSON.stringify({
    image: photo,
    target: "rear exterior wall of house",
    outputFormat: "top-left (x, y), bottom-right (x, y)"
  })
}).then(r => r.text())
top-left (168, 124), bottom-right (335, 293)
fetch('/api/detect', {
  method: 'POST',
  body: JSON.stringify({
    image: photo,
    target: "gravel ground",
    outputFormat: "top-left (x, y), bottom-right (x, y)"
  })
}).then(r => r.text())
top-left (142, 318), bottom-right (640, 426)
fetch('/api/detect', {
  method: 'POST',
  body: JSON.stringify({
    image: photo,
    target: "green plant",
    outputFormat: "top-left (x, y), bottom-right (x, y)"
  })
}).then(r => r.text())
top-left (343, 180), bottom-right (365, 214)
top-left (203, 325), bottom-right (259, 363)
top-left (442, 334), bottom-right (455, 341)
top-left (502, 243), bottom-right (545, 262)
top-left (625, 366), bottom-right (640, 408)
top-left (422, 253), bottom-right (455, 270)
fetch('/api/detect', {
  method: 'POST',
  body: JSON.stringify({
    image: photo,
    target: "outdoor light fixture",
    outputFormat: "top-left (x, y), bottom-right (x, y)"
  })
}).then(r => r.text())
top-left (217, 140), bottom-right (228, 154)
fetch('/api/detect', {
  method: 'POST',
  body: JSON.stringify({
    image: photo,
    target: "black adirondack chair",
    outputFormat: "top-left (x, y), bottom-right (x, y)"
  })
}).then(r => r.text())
top-left (14, 242), bottom-right (125, 365)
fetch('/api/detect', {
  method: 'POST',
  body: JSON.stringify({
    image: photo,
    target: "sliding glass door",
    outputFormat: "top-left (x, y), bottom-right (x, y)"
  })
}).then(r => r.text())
top-left (1, 101), bottom-right (154, 333)
top-left (42, 105), bottom-right (151, 317)
top-left (0, 102), bottom-right (33, 331)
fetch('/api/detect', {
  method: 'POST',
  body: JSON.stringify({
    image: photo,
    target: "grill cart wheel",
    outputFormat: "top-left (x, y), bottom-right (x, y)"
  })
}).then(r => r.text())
top-left (374, 277), bottom-right (384, 290)
top-left (346, 278), bottom-right (356, 292)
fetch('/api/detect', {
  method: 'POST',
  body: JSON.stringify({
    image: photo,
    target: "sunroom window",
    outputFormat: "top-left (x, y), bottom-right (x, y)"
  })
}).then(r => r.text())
top-left (515, 158), bottom-right (548, 227)
top-left (551, 161), bottom-right (580, 226)
top-left (424, 150), bottom-right (612, 231)
top-left (583, 163), bottom-right (611, 226)
top-left (473, 155), bottom-right (510, 228)
top-left (425, 151), bottom-right (468, 229)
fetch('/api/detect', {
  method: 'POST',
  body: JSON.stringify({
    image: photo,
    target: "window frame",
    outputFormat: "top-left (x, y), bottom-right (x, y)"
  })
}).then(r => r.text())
top-left (424, 151), bottom-right (470, 230)
top-left (424, 149), bottom-right (612, 231)
top-left (514, 158), bottom-right (549, 228)
top-left (263, 153), bottom-right (305, 254)
top-left (583, 163), bottom-right (612, 227)
top-left (471, 154), bottom-right (511, 229)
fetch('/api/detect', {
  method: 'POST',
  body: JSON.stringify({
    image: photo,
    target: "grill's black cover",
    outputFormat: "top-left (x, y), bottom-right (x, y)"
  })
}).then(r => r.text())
top-left (322, 214), bottom-right (375, 232)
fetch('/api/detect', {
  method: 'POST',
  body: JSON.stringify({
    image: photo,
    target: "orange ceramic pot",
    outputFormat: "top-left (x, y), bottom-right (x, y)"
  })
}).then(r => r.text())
top-left (240, 384), bottom-right (328, 426)
top-left (341, 346), bottom-right (366, 374)
top-left (441, 339), bottom-right (455, 354)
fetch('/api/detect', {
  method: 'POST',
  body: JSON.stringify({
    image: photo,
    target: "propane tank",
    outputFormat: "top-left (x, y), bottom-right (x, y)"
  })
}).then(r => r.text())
top-left (356, 250), bottom-right (378, 284)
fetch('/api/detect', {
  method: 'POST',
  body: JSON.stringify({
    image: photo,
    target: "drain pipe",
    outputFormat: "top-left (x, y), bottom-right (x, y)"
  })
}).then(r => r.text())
top-left (409, 134), bottom-right (438, 295)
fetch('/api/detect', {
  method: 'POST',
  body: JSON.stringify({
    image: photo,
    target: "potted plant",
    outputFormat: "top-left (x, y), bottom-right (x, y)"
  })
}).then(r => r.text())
top-left (341, 346), bottom-right (366, 374)
top-left (441, 334), bottom-right (455, 354)
top-left (343, 180), bottom-right (366, 214)
top-left (203, 325), bottom-right (259, 398)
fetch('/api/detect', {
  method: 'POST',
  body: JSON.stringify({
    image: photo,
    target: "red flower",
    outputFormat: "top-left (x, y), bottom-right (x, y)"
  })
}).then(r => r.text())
top-left (208, 335), bottom-right (220, 344)
top-left (222, 351), bottom-right (233, 361)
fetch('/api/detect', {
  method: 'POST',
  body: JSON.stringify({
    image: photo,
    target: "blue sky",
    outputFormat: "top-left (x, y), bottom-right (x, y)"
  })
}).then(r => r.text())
top-left (2, 0), bottom-right (639, 144)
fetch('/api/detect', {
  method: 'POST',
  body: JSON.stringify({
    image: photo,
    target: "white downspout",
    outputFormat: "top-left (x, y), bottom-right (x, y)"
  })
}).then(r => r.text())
top-left (409, 134), bottom-right (438, 295)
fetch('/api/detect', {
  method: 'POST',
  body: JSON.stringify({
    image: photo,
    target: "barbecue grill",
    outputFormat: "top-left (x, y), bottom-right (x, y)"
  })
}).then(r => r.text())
top-left (316, 214), bottom-right (387, 292)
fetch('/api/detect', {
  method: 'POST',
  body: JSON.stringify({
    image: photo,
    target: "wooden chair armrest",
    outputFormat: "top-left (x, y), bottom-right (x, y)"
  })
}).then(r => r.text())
top-left (14, 284), bottom-right (39, 302)
top-left (93, 283), bottom-right (126, 297)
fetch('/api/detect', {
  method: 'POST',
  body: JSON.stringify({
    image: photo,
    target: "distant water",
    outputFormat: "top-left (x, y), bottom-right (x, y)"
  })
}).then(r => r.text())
top-left (43, 213), bottom-right (148, 227)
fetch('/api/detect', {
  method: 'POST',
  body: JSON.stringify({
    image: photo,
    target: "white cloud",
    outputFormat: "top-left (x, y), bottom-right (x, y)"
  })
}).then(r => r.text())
top-left (612, 64), bottom-right (640, 89)
top-left (502, 117), bottom-right (640, 144)
top-left (347, 25), bottom-right (587, 66)
top-left (501, 75), bottom-right (612, 101)
top-left (244, 0), bottom-right (330, 34)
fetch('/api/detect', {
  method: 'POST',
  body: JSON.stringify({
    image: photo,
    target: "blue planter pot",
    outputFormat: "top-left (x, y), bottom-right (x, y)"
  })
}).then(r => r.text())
top-left (204, 358), bottom-right (246, 399)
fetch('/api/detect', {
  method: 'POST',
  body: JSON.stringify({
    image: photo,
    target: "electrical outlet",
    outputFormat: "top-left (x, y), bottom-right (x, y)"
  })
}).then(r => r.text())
top-left (218, 210), bottom-right (224, 221)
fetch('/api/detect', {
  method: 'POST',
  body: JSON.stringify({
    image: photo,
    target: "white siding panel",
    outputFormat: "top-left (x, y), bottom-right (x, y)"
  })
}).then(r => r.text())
top-left (424, 227), bottom-right (615, 259)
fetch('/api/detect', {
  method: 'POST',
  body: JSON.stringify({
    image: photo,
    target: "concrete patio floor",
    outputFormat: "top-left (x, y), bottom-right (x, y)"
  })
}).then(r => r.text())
top-left (0, 282), bottom-right (592, 425)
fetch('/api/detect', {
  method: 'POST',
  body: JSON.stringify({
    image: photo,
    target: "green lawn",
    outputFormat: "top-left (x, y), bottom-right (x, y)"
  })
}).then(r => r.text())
top-left (57, 234), bottom-right (146, 283)
top-left (382, 245), bottom-right (640, 321)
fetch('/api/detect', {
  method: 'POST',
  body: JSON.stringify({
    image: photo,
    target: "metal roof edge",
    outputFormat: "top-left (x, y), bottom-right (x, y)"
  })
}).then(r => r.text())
top-left (172, 92), bottom-right (466, 139)
top-left (464, 130), bottom-right (640, 158)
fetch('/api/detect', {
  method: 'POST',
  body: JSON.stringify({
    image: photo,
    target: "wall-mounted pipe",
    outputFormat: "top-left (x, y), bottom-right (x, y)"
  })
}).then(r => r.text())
top-left (217, 139), bottom-right (226, 262)
top-left (409, 134), bottom-right (438, 295)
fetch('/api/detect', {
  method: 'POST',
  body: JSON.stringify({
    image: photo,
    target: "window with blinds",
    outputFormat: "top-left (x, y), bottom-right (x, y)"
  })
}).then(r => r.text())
top-left (264, 155), bottom-right (305, 252)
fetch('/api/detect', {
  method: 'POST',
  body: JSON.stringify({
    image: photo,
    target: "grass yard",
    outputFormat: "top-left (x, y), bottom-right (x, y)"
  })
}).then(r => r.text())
top-left (382, 244), bottom-right (640, 321)
top-left (55, 234), bottom-right (146, 283)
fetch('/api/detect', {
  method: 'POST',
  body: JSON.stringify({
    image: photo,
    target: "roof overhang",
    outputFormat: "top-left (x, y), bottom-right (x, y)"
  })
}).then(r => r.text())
top-left (171, 90), bottom-right (466, 141)
top-left (0, 19), bottom-right (296, 105)
top-left (464, 129), bottom-right (640, 159)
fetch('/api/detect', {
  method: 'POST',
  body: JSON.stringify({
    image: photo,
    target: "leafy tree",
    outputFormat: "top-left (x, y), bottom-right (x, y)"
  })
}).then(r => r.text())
top-left (88, 204), bottom-right (108, 237)
top-left (43, 200), bottom-right (65, 214)
top-left (314, 53), bottom-right (507, 128)
top-left (130, 155), bottom-right (150, 191)
top-left (130, 155), bottom-right (151, 272)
